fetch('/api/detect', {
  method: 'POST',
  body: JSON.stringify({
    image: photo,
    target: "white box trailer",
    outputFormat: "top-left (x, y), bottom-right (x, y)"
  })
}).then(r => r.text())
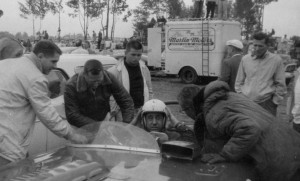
top-left (148, 20), bottom-right (242, 83)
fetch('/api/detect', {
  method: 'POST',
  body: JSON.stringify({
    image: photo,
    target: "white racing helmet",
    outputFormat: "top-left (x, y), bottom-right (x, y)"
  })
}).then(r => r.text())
top-left (141, 99), bottom-right (167, 131)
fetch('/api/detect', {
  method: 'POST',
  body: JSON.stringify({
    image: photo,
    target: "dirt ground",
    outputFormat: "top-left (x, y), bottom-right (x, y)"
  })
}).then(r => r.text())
top-left (151, 77), bottom-right (291, 127)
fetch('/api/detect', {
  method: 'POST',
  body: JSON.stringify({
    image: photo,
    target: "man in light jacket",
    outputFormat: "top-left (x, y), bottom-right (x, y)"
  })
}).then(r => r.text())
top-left (0, 40), bottom-right (88, 165)
top-left (235, 32), bottom-right (286, 116)
top-left (108, 40), bottom-right (153, 122)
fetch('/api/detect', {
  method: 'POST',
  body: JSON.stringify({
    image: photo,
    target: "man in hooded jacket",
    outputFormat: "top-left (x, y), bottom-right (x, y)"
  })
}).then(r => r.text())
top-left (177, 80), bottom-right (300, 181)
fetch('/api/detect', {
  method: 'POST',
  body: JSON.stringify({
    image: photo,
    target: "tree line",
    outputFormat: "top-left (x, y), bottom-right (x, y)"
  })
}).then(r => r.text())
top-left (4, 0), bottom-right (279, 42)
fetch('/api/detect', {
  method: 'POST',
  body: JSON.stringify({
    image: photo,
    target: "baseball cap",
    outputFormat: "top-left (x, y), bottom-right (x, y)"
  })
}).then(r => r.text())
top-left (84, 59), bottom-right (103, 75)
top-left (226, 39), bottom-right (243, 50)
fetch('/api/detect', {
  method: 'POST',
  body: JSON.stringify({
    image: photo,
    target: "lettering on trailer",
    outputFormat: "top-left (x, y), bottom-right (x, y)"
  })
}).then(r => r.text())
top-left (167, 28), bottom-right (215, 51)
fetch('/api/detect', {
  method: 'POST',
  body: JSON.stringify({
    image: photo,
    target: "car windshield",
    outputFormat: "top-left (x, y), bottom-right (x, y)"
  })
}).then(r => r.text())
top-left (69, 121), bottom-right (160, 154)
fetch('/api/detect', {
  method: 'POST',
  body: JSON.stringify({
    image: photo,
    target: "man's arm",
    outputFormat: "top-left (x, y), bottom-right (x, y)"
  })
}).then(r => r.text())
top-left (28, 77), bottom-right (87, 143)
top-left (234, 59), bottom-right (246, 93)
top-left (108, 72), bottom-right (134, 123)
top-left (64, 82), bottom-right (96, 128)
top-left (218, 59), bottom-right (231, 84)
top-left (272, 57), bottom-right (287, 105)
top-left (144, 66), bottom-right (154, 100)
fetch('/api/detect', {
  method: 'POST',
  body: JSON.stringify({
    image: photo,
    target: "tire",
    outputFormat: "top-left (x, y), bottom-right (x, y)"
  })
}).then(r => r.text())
top-left (180, 67), bottom-right (198, 84)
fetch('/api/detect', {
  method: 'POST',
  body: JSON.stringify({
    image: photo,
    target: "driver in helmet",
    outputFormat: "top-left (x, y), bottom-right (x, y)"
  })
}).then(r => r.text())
top-left (131, 99), bottom-right (195, 144)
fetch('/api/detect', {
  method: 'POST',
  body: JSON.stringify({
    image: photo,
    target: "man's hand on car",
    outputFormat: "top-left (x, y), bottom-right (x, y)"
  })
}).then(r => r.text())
top-left (66, 127), bottom-right (94, 144)
top-left (201, 153), bottom-right (226, 164)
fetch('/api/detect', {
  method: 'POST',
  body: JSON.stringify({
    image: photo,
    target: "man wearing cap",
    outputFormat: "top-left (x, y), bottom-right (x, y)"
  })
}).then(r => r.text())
top-left (108, 40), bottom-right (153, 122)
top-left (219, 39), bottom-right (243, 92)
top-left (64, 59), bottom-right (134, 128)
top-left (235, 32), bottom-right (286, 116)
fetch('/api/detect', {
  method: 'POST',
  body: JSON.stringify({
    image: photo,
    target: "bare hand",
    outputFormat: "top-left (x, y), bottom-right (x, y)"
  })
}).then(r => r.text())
top-left (201, 153), bottom-right (226, 164)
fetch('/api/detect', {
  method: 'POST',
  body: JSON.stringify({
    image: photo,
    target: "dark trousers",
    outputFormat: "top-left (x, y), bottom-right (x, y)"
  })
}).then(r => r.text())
top-left (206, 2), bottom-right (216, 18)
top-left (257, 97), bottom-right (277, 117)
top-left (193, 1), bottom-right (204, 18)
top-left (97, 38), bottom-right (102, 49)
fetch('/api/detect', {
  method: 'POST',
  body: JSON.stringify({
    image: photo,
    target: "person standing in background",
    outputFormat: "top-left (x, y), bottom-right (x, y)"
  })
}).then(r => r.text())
top-left (219, 39), bottom-right (243, 91)
top-left (218, 0), bottom-right (228, 20)
top-left (235, 32), bottom-right (286, 116)
top-left (193, 0), bottom-right (204, 18)
top-left (97, 30), bottom-right (103, 50)
top-left (206, 0), bottom-right (217, 19)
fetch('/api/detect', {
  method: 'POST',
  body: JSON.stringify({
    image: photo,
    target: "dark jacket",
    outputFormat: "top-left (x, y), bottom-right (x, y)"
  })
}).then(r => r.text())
top-left (218, 54), bottom-right (242, 92)
top-left (200, 81), bottom-right (300, 181)
top-left (64, 71), bottom-right (134, 128)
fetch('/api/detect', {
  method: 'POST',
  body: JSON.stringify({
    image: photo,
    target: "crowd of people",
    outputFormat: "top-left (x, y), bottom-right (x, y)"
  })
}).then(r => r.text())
top-left (0, 30), bottom-right (300, 180)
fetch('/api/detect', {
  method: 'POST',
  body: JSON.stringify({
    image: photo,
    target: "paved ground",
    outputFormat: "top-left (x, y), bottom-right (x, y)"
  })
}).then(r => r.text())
top-left (151, 76), bottom-right (292, 127)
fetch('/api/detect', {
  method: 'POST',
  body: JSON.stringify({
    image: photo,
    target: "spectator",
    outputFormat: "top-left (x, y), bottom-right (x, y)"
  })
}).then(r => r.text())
top-left (218, 39), bottom-right (243, 91)
top-left (92, 30), bottom-right (97, 44)
top-left (218, 0), bottom-right (228, 20)
top-left (193, 0), bottom-right (204, 18)
top-left (25, 39), bottom-right (32, 53)
top-left (178, 81), bottom-right (300, 181)
top-left (0, 40), bottom-right (89, 165)
top-left (0, 37), bottom-right (23, 60)
top-left (64, 59), bottom-right (134, 127)
top-left (123, 38), bottom-right (128, 49)
top-left (235, 32), bottom-right (286, 116)
top-left (44, 30), bottom-right (49, 40)
top-left (206, 0), bottom-right (217, 19)
top-left (97, 30), bottom-right (102, 50)
top-left (108, 40), bottom-right (153, 121)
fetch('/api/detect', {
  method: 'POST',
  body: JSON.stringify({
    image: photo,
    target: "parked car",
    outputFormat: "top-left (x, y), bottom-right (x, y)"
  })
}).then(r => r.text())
top-left (28, 54), bottom-right (118, 156)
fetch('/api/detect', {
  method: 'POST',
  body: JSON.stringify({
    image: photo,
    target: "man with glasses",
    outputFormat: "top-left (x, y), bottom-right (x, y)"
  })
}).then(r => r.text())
top-left (235, 32), bottom-right (286, 116)
top-left (64, 59), bottom-right (134, 128)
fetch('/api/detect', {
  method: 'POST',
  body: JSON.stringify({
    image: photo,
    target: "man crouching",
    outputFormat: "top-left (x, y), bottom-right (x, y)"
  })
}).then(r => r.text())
top-left (64, 59), bottom-right (134, 128)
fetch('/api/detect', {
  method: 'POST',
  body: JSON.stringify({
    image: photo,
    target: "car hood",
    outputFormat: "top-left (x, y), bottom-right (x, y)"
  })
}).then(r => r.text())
top-left (0, 122), bottom-right (258, 181)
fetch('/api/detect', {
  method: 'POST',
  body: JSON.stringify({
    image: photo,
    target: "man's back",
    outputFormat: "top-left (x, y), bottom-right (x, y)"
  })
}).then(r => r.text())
top-left (219, 54), bottom-right (242, 91)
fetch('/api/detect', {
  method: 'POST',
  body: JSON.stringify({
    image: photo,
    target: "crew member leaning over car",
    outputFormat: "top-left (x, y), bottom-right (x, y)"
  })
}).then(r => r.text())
top-left (64, 59), bottom-right (134, 128)
top-left (130, 99), bottom-right (195, 145)
top-left (178, 81), bottom-right (300, 181)
top-left (0, 40), bottom-right (89, 165)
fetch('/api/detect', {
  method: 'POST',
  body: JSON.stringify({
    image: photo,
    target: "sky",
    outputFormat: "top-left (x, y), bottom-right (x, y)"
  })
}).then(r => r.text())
top-left (0, 0), bottom-right (299, 39)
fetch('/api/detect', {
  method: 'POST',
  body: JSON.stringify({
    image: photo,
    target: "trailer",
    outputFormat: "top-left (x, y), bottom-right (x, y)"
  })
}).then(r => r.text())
top-left (148, 20), bottom-right (242, 83)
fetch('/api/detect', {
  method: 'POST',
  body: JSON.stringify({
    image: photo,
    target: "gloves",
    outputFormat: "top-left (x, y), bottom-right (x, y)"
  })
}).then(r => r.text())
top-left (201, 153), bottom-right (226, 164)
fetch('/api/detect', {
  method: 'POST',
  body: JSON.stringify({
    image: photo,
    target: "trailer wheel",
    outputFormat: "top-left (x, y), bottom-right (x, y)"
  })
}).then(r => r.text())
top-left (180, 67), bottom-right (198, 84)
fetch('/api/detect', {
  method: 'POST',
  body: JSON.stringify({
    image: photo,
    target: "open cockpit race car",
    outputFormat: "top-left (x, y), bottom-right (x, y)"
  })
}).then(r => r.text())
top-left (0, 101), bottom-right (259, 181)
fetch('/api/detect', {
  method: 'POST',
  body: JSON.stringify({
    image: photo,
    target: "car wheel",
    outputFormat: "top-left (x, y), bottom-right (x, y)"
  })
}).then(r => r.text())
top-left (180, 67), bottom-right (198, 84)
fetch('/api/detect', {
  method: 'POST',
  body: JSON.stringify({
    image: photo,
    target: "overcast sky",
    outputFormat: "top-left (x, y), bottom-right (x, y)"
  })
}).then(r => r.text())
top-left (0, 0), bottom-right (299, 38)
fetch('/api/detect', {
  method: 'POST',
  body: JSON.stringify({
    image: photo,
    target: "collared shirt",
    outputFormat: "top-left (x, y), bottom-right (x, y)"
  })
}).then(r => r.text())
top-left (235, 51), bottom-right (286, 104)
